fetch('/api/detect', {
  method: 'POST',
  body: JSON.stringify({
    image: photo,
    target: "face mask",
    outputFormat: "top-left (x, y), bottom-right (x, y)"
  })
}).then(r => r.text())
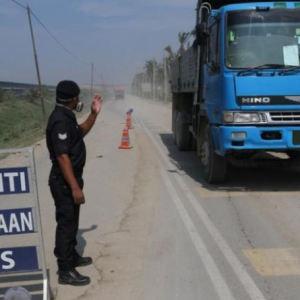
top-left (76, 102), bottom-right (84, 112)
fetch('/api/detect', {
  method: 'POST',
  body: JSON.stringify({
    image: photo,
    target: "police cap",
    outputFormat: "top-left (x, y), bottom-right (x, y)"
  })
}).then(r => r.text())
top-left (56, 80), bottom-right (80, 102)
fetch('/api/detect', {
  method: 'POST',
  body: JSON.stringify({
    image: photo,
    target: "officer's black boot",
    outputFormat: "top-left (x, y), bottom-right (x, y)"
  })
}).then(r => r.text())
top-left (58, 268), bottom-right (90, 286)
top-left (74, 256), bottom-right (93, 267)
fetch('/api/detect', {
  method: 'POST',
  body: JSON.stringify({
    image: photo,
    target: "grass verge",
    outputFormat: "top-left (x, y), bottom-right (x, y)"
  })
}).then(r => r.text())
top-left (0, 89), bottom-right (92, 150)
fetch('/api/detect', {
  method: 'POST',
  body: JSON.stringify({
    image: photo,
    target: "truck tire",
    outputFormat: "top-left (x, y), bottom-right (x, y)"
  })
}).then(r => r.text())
top-left (191, 136), bottom-right (197, 151)
top-left (201, 124), bottom-right (227, 183)
top-left (173, 110), bottom-right (178, 145)
top-left (197, 123), bottom-right (205, 157)
top-left (176, 112), bottom-right (191, 151)
top-left (287, 151), bottom-right (300, 161)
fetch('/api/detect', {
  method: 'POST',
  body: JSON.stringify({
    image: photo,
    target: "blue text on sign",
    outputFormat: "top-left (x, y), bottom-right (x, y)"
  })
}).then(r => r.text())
top-left (0, 167), bottom-right (30, 195)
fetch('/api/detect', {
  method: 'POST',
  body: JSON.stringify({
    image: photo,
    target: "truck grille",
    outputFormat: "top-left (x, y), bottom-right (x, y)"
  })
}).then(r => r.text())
top-left (269, 111), bottom-right (300, 122)
top-left (259, 113), bottom-right (267, 123)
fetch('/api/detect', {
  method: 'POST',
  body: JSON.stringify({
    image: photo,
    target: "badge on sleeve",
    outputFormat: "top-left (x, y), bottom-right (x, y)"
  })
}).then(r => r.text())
top-left (58, 133), bottom-right (67, 140)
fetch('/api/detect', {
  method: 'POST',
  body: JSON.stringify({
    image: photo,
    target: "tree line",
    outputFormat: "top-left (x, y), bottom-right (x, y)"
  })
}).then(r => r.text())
top-left (131, 31), bottom-right (194, 101)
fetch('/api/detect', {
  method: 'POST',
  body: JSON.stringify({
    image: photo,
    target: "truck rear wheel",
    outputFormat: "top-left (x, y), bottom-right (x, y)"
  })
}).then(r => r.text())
top-left (173, 110), bottom-right (178, 145)
top-left (201, 124), bottom-right (227, 183)
top-left (176, 112), bottom-right (191, 151)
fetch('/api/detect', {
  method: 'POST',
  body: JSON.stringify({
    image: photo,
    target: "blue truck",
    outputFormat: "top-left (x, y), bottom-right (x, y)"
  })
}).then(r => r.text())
top-left (170, 0), bottom-right (300, 183)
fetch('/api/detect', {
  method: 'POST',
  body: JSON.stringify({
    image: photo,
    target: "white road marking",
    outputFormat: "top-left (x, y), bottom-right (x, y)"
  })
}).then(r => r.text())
top-left (135, 115), bottom-right (267, 300)
top-left (159, 162), bottom-right (235, 300)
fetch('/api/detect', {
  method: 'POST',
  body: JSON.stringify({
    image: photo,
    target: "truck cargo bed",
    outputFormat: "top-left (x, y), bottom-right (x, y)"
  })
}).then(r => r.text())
top-left (170, 46), bottom-right (197, 93)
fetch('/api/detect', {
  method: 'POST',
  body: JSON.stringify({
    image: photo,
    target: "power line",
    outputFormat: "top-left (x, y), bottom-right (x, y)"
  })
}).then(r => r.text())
top-left (8, 0), bottom-right (90, 66)
top-left (8, 0), bottom-right (26, 9)
top-left (8, 1), bottom-right (106, 88)
top-left (30, 11), bottom-right (90, 65)
top-left (93, 65), bottom-right (105, 82)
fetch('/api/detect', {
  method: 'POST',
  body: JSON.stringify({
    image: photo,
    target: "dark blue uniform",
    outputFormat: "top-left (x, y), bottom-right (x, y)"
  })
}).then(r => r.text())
top-left (46, 105), bottom-right (86, 271)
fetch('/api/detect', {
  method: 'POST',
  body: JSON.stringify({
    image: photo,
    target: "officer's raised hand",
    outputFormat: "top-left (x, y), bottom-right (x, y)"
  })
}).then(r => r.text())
top-left (80, 93), bottom-right (102, 137)
top-left (91, 93), bottom-right (102, 115)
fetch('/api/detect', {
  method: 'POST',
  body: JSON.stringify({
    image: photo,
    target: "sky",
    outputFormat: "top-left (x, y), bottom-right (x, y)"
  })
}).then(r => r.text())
top-left (0, 0), bottom-right (196, 87)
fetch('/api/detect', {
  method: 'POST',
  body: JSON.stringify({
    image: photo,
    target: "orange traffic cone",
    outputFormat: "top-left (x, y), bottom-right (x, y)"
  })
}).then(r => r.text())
top-left (118, 126), bottom-right (133, 149)
top-left (126, 113), bottom-right (133, 129)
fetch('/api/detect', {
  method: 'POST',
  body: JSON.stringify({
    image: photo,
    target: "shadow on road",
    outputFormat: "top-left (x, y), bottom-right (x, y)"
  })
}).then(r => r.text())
top-left (77, 224), bottom-right (98, 256)
top-left (160, 133), bottom-right (300, 193)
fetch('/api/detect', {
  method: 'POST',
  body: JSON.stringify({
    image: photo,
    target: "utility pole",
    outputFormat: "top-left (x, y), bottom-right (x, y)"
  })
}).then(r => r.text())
top-left (153, 58), bottom-right (156, 100)
top-left (91, 62), bottom-right (94, 97)
top-left (143, 73), bottom-right (146, 99)
top-left (101, 75), bottom-right (106, 99)
top-left (27, 5), bottom-right (46, 123)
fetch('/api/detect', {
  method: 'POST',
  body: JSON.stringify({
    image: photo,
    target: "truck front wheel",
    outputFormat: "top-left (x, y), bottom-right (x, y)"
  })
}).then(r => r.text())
top-left (201, 124), bottom-right (227, 183)
top-left (287, 151), bottom-right (300, 160)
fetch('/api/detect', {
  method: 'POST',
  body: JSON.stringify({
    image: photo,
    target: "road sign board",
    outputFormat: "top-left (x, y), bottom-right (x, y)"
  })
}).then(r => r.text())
top-left (0, 148), bottom-right (52, 300)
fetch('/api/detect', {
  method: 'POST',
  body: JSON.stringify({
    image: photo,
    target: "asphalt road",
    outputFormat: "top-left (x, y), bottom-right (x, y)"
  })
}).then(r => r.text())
top-left (3, 94), bottom-right (300, 300)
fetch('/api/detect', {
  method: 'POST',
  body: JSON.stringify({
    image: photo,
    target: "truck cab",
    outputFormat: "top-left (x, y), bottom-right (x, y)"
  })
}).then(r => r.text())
top-left (170, 0), bottom-right (300, 183)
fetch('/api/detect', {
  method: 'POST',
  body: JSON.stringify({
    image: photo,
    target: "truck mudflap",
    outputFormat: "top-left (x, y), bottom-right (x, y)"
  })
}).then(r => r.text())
top-left (215, 126), bottom-right (300, 155)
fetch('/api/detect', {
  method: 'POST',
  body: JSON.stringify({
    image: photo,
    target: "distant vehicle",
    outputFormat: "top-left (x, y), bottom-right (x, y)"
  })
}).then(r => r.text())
top-left (114, 87), bottom-right (125, 100)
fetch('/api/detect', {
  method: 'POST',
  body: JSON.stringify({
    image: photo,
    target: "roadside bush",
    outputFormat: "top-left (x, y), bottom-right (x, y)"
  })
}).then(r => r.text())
top-left (0, 88), bottom-right (5, 102)
top-left (0, 120), bottom-right (43, 143)
top-left (0, 90), bottom-right (15, 103)
top-left (26, 88), bottom-right (40, 103)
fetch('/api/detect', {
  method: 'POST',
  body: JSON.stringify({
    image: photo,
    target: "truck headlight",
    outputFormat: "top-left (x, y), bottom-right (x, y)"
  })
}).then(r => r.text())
top-left (223, 112), bottom-right (260, 123)
top-left (234, 113), bottom-right (260, 123)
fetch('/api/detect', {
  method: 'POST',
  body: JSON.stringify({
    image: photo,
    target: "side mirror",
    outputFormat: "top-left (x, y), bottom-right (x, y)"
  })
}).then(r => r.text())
top-left (195, 23), bottom-right (209, 46)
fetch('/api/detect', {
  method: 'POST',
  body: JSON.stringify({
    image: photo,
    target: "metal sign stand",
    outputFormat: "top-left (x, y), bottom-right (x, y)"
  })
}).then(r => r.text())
top-left (0, 147), bottom-right (55, 300)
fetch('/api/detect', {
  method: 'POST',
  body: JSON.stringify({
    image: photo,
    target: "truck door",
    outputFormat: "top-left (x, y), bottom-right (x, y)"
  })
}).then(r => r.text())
top-left (204, 20), bottom-right (222, 125)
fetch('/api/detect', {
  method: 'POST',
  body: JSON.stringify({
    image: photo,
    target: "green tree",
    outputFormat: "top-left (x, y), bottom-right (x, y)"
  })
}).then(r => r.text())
top-left (164, 45), bottom-right (176, 78)
top-left (144, 59), bottom-right (158, 80)
top-left (177, 32), bottom-right (190, 56)
top-left (25, 88), bottom-right (40, 103)
top-left (164, 45), bottom-right (175, 61)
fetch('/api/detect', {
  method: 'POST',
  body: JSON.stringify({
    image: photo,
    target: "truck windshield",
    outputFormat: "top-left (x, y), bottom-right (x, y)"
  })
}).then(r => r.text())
top-left (226, 9), bottom-right (300, 69)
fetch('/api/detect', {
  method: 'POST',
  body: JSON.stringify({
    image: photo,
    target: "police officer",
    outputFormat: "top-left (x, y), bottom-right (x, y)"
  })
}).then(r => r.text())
top-left (46, 80), bottom-right (101, 286)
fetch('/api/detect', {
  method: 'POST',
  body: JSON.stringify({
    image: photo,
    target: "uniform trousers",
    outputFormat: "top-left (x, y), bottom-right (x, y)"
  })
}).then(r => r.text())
top-left (49, 174), bottom-right (84, 271)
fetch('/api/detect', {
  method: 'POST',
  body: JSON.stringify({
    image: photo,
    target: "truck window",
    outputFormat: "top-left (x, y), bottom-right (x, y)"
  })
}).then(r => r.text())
top-left (208, 22), bottom-right (220, 71)
top-left (226, 9), bottom-right (300, 69)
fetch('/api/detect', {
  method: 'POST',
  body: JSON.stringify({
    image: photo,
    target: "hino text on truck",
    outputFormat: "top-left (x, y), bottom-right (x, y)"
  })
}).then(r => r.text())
top-left (170, 0), bottom-right (300, 183)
